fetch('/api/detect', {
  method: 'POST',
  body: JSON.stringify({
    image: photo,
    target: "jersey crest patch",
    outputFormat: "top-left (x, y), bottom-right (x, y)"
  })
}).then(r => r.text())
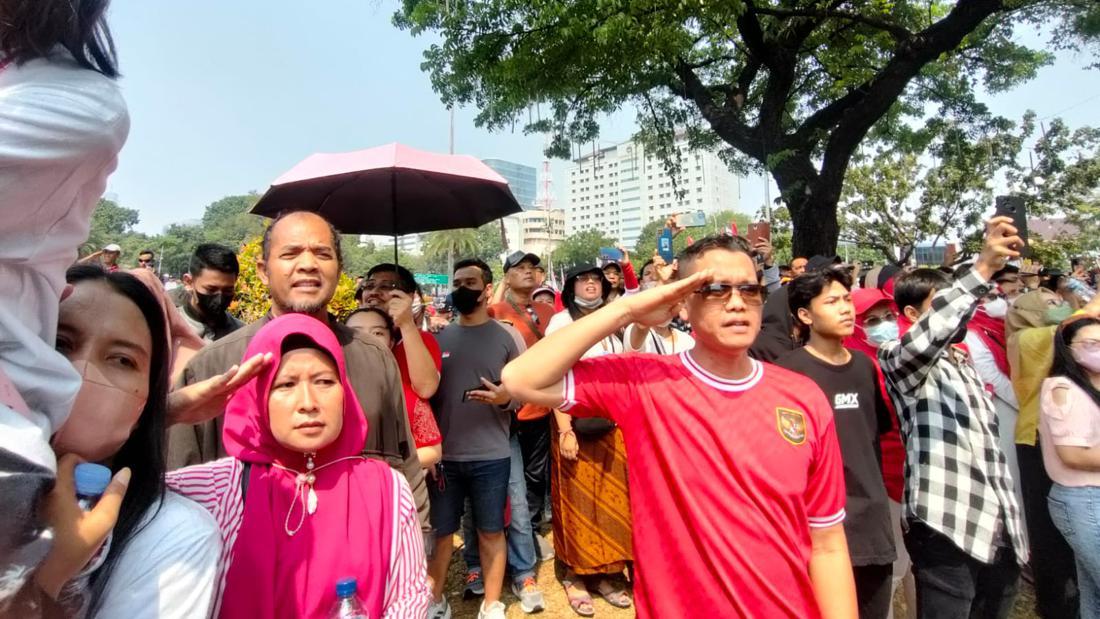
top-left (777, 408), bottom-right (807, 446)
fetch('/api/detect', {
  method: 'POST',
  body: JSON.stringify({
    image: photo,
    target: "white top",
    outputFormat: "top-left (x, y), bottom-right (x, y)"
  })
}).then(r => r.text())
top-left (96, 491), bottom-right (221, 619)
top-left (0, 51), bottom-right (130, 448)
top-left (623, 324), bottom-right (696, 355)
top-left (546, 310), bottom-right (624, 360)
top-left (964, 332), bottom-right (1018, 408)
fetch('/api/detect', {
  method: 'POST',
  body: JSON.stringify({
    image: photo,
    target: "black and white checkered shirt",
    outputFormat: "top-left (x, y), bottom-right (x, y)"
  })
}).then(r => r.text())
top-left (879, 268), bottom-right (1028, 564)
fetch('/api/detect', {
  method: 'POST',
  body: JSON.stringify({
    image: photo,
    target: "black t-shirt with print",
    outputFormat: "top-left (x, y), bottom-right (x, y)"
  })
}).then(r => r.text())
top-left (776, 346), bottom-right (896, 566)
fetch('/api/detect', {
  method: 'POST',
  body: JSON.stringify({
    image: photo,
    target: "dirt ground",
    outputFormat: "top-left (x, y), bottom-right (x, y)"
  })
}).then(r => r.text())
top-left (441, 533), bottom-right (1042, 618)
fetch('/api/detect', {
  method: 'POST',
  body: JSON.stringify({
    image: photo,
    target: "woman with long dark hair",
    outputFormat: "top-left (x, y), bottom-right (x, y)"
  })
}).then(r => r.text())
top-left (1041, 316), bottom-right (1100, 618)
top-left (28, 265), bottom-right (219, 617)
top-left (546, 265), bottom-right (632, 616)
top-left (0, 1), bottom-right (130, 600)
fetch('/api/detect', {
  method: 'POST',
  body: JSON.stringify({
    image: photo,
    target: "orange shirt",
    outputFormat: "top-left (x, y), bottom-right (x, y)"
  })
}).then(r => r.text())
top-left (489, 297), bottom-right (555, 420)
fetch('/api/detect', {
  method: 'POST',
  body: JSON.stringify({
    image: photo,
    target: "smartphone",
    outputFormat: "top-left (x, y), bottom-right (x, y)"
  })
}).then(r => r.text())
top-left (462, 379), bottom-right (502, 402)
top-left (658, 228), bottom-right (675, 263)
top-left (599, 247), bottom-right (624, 263)
top-left (675, 210), bottom-right (708, 228)
top-left (993, 195), bottom-right (1029, 255)
top-left (746, 221), bottom-right (771, 245)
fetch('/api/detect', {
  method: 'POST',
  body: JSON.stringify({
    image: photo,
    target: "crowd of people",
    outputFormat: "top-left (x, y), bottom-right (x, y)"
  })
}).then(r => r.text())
top-left (5, 3), bottom-right (1100, 619)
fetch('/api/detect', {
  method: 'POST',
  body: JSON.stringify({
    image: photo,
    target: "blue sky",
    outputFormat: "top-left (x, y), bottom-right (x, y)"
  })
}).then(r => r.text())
top-left (105, 1), bottom-right (1099, 234)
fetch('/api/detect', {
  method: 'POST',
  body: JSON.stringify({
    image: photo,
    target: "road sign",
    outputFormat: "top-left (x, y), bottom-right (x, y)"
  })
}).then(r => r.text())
top-left (415, 273), bottom-right (450, 286)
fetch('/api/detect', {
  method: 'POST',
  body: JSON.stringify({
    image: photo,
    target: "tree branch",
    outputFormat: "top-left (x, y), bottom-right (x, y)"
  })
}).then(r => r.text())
top-left (751, 6), bottom-right (913, 40)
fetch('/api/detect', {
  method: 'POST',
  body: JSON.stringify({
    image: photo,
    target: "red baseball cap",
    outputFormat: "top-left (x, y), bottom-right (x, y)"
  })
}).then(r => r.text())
top-left (852, 287), bottom-right (893, 316)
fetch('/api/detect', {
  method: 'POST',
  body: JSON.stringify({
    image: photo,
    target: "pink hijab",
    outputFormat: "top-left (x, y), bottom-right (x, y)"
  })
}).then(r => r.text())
top-left (220, 314), bottom-right (394, 619)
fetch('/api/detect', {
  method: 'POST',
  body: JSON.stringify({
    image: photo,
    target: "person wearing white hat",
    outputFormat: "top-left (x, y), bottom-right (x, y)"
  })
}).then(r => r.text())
top-left (78, 243), bottom-right (122, 272)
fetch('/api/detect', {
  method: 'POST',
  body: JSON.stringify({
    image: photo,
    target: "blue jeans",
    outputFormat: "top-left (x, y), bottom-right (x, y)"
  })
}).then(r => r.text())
top-left (1048, 483), bottom-right (1100, 619)
top-left (463, 434), bottom-right (537, 583)
top-left (428, 457), bottom-right (510, 537)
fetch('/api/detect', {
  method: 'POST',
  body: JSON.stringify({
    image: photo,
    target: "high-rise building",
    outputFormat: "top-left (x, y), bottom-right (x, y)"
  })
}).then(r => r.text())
top-left (565, 135), bottom-right (740, 248)
top-left (502, 209), bottom-right (566, 258)
top-left (482, 158), bottom-right (538, 210)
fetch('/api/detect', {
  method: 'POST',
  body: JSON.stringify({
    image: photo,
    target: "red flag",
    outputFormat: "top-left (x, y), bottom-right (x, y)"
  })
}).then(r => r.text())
top-left (686, 235), bottom-right (695, 246)
top-left (729, 220), bottom-right (739, 236)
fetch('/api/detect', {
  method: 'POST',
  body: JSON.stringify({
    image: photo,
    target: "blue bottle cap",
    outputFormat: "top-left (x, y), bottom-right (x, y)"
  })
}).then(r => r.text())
top-left (74, 463), bottom-right (112, 497)
top-left (335, 577), bottom-right (357, 597)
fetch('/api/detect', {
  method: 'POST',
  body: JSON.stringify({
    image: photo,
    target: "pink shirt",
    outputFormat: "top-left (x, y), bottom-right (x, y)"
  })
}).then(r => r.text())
top-left (1040, 377), bottom-right (1100, 487)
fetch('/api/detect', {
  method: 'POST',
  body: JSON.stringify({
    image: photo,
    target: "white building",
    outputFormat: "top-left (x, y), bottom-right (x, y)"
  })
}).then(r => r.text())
top-left (358, 233), bottom-right (423, 255)
top-left (502, 208), bottom-right (566, 258)
top-left (565, 135), bottom-right (740, 248)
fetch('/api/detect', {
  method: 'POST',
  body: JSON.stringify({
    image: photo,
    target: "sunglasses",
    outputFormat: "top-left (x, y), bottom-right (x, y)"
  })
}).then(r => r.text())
top-left (693, 283), bottom-right (765, 306)
top-left (138, 259), bottom-right (153, 265)
top-left (362, 281), bottom-right (400, 292)
top-left (862, 314), bottom-right (897, 328)
top-left (575, 273), bottom-right (603, 283)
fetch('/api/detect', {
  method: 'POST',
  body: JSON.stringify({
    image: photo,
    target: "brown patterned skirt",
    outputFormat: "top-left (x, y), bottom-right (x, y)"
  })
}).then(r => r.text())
top-left (550, 415), bottom-right (633, 575)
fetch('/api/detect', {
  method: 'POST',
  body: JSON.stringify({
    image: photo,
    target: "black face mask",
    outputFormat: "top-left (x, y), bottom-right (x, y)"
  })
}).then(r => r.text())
top-left (194, 291), bottom-right (231, 320)
top-left (451, 286), bottom-right (484, 315)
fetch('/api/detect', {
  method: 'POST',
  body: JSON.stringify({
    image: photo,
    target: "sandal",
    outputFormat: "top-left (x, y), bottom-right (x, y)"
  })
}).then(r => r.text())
top-left (595, 579), bottom-right (632, 609)
top-left (562, 579), bottom-right (595, 617)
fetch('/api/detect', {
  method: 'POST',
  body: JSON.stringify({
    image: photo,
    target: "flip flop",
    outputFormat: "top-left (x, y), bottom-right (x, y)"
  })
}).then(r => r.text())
top-left (562, 579), bottom-right (595, 617)
top-left (595, 580), bottom-right (632, 609)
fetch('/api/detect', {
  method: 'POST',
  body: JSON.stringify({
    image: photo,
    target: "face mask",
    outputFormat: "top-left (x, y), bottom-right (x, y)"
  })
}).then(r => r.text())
top-left (574, 296), bottom-right (604, 310)
top-left (1046, 303), bottom-right (1075, 325)
top-left (983, 297), bottom-right (1008, 319)
top-left (865, 321), bottom-right (899, 345)
top-left (51, 360), bottom-right (146, 462)
top-left (451, 286), bottom-right (484, 315)
top-left (194, 291), bottom-right (231, 319)
top-left (1073, 348), bottom-right (1100, 373)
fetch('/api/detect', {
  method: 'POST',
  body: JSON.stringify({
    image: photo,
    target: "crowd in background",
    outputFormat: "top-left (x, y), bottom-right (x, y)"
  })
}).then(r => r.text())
top-left (6, 3), bottom-right (1100, 619)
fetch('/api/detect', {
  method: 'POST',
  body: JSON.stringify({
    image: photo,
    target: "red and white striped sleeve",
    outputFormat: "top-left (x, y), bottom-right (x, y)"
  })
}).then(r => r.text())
top-left (382, 469), bottom-right (431, 618)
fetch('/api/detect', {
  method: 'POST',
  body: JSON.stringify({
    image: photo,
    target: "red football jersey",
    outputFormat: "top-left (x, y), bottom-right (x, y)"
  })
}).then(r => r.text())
top-left (562, 352), bottom-right (847, 618)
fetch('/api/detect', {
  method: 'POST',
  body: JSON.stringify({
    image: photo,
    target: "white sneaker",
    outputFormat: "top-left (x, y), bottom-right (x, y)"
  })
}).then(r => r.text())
top-left (428, 596), bottom-right (452, 619)
top-left (478, 600), bottom-right (507, 619)
top-left (512, 577), bottom-right (546, 613)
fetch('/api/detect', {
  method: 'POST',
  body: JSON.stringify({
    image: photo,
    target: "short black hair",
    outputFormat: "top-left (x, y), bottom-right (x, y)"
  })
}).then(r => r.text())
top-left (139, 249), bottom-right (155, 257)
top-left (787, 267), bottom-right (853, 339)
top-left (189, 243), bottom-right (240, 277)
top-left (675, 234), bottom-right (754, 278)
top-left (992, 264), bottom-right (1020, 281)
top-left (454, 258), bottom-right (493, 284)
top-left (366, 263), bottom-right (418, 294)
top-left (260, 210), bottom-right (343, 267)
top-left (345, 306), bottom-right (395, 336)
top-left (894, 268), bottom-right (951, 314)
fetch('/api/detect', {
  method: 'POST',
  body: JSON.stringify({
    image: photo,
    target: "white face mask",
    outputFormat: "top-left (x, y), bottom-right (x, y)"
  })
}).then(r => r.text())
top-left (574, 296), bottom-right (604, 310)
top-left (983, 297), bottom-right (1008, 319)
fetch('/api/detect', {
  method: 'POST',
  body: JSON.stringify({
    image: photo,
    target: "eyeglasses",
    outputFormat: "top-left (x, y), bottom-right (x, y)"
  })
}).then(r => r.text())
top-left (693, 283), bottom-right (765, 306)
top-left (1072, 339), bottom-right (1100, 353)
top-left (863, 314), bottom-right (897, 328)
top-left (575, 273), bottom-right (603, 283)
top-left (362, 281), bottom-right (399, 292)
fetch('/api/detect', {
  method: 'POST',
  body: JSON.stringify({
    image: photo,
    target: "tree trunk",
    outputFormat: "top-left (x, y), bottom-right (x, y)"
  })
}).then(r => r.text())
top-left (770, 154), bottom-right (842, 258)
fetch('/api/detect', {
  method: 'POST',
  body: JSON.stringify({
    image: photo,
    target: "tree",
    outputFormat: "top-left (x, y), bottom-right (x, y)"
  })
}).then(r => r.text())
top-left (342, 236), bottom-right (427, 279)
top-left (423, 228), bottom-right (480, 284)
top-left (232, 235), bottom-right (358, 322)
top-left (395, 0), bottom-right (1094, 256)
top-left (550, 229), bottom-right (614, 272)
top-left (199, 193), bottom-right (266, 249)
top-left (83, 199), bottom-right (140, 255)
top-left (840, 112), bottom-right (1100, 264)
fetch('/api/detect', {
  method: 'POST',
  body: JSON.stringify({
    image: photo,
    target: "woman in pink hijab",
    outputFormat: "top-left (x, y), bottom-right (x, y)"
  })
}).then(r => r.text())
top-left (168, 313), bottom-right (430, 618)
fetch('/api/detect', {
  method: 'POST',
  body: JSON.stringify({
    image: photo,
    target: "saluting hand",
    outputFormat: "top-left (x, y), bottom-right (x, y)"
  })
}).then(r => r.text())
top-left (167, 352), bottom-right (273, 425)
top-left (623, 269), bottom-right (711, 328)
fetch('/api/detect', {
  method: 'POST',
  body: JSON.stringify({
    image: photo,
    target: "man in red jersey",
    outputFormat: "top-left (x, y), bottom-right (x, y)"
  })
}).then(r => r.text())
top-left (502, 234), bottom-right (857, 618)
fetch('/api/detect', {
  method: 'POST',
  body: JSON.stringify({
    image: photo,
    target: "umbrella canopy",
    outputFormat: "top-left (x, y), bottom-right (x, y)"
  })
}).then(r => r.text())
top-left (250, 143), bottom-right (522, 236)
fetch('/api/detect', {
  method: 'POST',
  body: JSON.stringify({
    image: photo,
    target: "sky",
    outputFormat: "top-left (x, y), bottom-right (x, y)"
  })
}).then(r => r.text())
top-left (105, 1), bottom-right (1100, 235)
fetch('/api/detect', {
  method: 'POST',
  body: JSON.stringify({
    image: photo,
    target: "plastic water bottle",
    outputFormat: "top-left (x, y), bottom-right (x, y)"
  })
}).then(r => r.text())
top-left (329, 577), bottom-right (368, 619)
top-left (74, 463), bottom-right (112, 511)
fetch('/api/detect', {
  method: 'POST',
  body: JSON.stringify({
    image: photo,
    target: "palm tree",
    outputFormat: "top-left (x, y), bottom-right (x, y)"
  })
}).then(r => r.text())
top-left (422, 228), bottom-right (479, 286)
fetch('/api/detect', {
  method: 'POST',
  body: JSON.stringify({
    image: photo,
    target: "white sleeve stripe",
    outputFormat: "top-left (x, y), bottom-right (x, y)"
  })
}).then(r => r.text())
top-left (808, 509), bottom-right (846, 528)
top-left (559, 370), bottom-right (577, 411)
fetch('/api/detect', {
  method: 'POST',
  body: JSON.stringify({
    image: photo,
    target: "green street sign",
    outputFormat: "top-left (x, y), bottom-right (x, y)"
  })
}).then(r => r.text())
top-left (415, 273), bottom-right (450, 286)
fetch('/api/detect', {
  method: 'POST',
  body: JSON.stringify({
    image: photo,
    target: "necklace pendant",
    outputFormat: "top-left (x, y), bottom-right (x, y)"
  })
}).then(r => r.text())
top-left (307, 486), bottom-right (318, 515)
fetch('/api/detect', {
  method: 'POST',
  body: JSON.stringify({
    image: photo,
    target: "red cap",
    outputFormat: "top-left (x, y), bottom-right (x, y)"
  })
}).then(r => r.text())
top-left (852, 287), bottom-right (892, 316)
